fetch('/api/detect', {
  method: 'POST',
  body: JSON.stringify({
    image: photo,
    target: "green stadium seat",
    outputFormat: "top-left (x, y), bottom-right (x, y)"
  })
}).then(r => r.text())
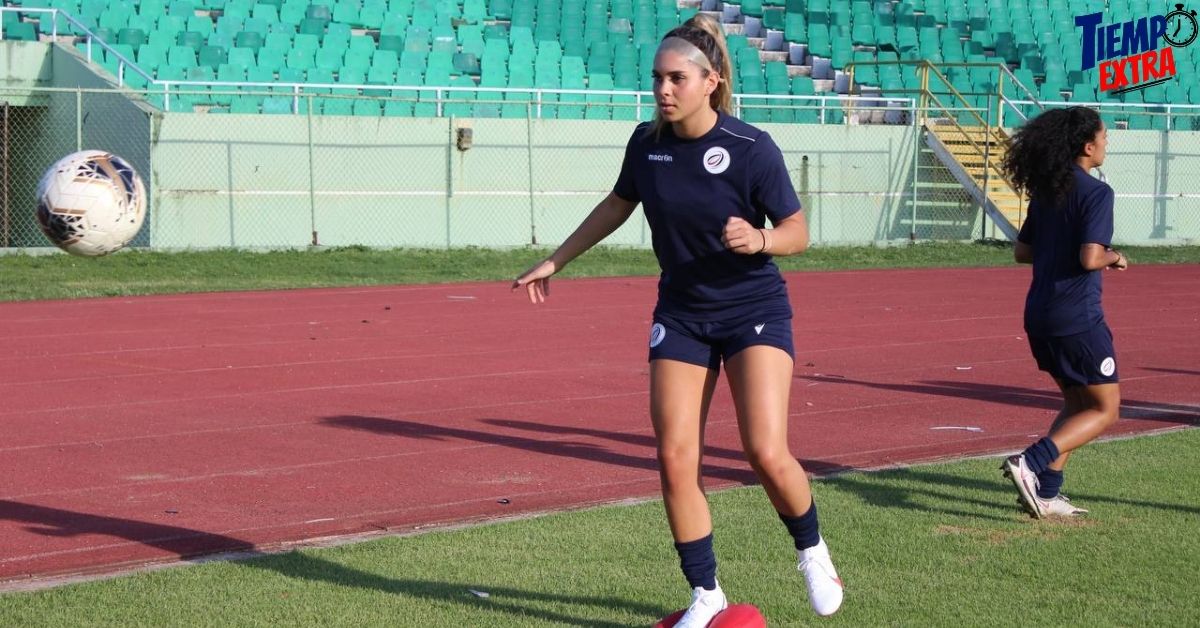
top-left (311, 46), bottom-right (339, 72)
top-left (365, 63), bottom-right (392, 85)
top-left (229, 95), bottom-right (261, 113)
top-left (292, 32), bottom-right (319, 54)
top-left (335, 47), bottom-right (363, 72)
top-left (347, 34), bottom-right (375, 57)
top-left (115, 26), bottom-right (146, 50)
top-left (286, 47), bottom-right (314, 70)
top-left (357, 4), bottom-right (383, 28)
top-left (252, 3), bottom-right (279, 23)
top-left (279, 2), bottom-right (305, 25)
top-left (362, 49), bottom-right (392, 75)
top-left (198, 44), bottom-right (227, 69)
top-left (262, 95), bottom-right (296, 114)
top-left (383, 98), bottom-right (415, 117)
top-left (453, 52), bottom-right (481, 75)
top-left (304, 67), bottom-right (334, 91)
top-left (235, 30), bottom-right (264, 51)
top-left (221, 46), bottom-right (251, 68)
top-left (325, 22), bottom-right (351, 47)
top-left (298, 17), bottom-right (325, 37)
top-left (331, 2), bottom-right (359, 25)
top-left (188, 15), bottom-right (213, 38)
top-left (167, 44), bottom-right (197, 68)
top-left (177, 30), bottom-right (204, 51)
top-left (168, 0), bottom-right (193, 17)
top-left (378, 34), bottom-right (403, 54)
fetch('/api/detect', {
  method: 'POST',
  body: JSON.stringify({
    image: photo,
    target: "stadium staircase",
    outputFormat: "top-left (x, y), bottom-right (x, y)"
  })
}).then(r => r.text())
top-left (924, 123), bottom-right (1023, 238)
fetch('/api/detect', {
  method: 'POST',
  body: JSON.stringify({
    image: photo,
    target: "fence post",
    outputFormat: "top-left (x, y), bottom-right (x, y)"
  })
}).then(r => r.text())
top-left (911, 105), bottom-right (920, 241)
top-left (527, 107), bottom-right (537, 245)
top-left (981, 97), bottom-right (992, 240)
top-left (445, 117), bottom-right (452, 248)
top-left (75, 88), bottom-right (83, 151)
top-left (2, 101), bottom-right (8, 247)
top-left (307, 96), bottom-right (317, 246)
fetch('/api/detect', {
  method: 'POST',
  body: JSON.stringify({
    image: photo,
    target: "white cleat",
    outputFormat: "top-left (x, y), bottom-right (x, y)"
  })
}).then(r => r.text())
top-left (1031, 493), bottom-right (1089, 517)
top-left (674, 582), bottom-right (728, 628)
top-left (1001, 454), bottom-right (1045, 518)
top-left (798, 537), bottom-right (844, 616)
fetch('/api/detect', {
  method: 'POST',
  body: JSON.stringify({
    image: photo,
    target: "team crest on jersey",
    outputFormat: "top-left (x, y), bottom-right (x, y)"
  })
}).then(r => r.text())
top-left (703, 147), bottom-right (730, 174)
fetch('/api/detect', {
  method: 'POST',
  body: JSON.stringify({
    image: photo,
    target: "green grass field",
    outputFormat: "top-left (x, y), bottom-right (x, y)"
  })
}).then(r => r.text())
top-left (1, 428), bottom-right (1195, 626)
top-left (2, 241), bottom-right (1198, 302)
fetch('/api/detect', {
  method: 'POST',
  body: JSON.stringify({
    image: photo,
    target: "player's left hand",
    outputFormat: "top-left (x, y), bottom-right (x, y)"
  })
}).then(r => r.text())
top-left (722, 216), bottom-right (767, 255)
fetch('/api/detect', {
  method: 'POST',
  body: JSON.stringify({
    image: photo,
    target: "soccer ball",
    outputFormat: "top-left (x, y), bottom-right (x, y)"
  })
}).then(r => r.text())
top-left (35, 150), bottom-right (147, 257)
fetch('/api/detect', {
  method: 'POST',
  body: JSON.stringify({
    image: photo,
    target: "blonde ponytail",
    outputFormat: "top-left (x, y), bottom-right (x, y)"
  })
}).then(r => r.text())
top-left (685, 13), bottom-right (733, 114)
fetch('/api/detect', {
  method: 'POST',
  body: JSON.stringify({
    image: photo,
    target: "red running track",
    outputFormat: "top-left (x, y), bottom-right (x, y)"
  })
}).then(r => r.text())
top-left (1, 265), bottom-right (1196, 586)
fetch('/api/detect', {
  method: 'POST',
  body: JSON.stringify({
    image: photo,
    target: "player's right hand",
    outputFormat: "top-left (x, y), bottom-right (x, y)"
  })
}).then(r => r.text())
top-left (1110, 250), bottom-right (1128, 271)
top-left (513, 259), bottom-right (557, 303)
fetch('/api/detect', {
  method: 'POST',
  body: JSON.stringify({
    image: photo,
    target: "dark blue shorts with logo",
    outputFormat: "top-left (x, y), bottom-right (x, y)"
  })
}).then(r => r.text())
top-left (1027, 322), bottom-right (1119, 387)
top-left (648, 310), bottom-right (794, 369)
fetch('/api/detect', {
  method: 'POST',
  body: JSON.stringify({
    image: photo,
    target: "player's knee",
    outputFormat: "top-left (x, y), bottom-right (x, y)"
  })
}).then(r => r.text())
top-left (744, 446), bottom-right (792, 481)
top-left (657, 445), bottom-right (700, 479)
top-left (1086, 387), bottom-right (1121, 425)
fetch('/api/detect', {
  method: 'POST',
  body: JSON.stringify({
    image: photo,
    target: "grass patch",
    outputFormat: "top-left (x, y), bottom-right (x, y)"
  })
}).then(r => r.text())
top-left (2, 429), bottom-right (1195, 626)
top-left (2, 241), bottom-right (1198, 302)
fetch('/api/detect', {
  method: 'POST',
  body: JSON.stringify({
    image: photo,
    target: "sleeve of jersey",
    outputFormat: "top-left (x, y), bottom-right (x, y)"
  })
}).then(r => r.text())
top-left (612, 127), bottom-right (642, 203)
top-left (1080, 184), bottom-right (1115, 247)
top-left (750, 133), bottom-right (802, 224)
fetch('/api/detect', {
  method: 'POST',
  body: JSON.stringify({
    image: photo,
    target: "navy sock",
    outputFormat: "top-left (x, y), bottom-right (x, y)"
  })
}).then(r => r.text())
top-left (1037, 468), bottom-right (1064, 499)
top-left (779, 500), bottom-right (821, 551)
top-left (674, 533), bottom-right (717, 590)
top-left (1021, 437), bottom-right (1061, 476)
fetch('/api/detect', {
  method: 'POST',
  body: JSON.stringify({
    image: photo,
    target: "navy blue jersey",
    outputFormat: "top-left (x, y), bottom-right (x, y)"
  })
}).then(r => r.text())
top-left (1017, 165), bottom-right (1114, 337)
top-left (612, 112), bottom-right (802, 321)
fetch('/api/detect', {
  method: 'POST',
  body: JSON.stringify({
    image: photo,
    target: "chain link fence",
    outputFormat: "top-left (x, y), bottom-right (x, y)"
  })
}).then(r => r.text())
top-left (3, 85), bottom-right (1198, 251)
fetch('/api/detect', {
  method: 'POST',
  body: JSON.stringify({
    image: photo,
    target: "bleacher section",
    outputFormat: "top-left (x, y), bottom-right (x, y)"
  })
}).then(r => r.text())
top-left (3, 0), bottom-right (1200, 125)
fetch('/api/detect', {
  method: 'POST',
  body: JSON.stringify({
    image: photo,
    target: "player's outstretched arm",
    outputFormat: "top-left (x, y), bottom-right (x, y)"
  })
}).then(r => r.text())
top-left (513, 192), bottom-right (639, 303)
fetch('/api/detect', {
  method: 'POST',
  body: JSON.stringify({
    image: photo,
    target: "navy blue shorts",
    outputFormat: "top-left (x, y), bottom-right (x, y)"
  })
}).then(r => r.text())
top-left (648, 311), bottom-right (794, 369)
top-left (1027, 323), bottom-right (1119, 387)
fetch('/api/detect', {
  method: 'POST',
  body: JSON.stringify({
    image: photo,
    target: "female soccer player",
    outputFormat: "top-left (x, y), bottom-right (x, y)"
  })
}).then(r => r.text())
top-left (1001, 106), bottom-right (1127, 518)
top-left (513, 14), bottom-right (842, 625)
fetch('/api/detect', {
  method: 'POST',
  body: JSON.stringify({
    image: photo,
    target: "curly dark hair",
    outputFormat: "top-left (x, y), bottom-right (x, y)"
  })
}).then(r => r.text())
top-left (1002, 107), bottom-right (1103, 207)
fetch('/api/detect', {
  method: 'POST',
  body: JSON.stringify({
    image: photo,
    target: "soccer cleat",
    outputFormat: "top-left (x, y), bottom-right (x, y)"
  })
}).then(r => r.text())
top-left (674, 582), bottom-right (728, 628)
top-left (1001, 454), bottom-right (1045, 518)
top-left (798, 537), bottom-right (844, 616)
top-left (1033, 494), bottom-right (1089, 517)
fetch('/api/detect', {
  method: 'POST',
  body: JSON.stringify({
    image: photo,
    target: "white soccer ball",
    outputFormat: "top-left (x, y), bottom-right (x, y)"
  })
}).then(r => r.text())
top-left (35, 150), bottom-right (147, 257)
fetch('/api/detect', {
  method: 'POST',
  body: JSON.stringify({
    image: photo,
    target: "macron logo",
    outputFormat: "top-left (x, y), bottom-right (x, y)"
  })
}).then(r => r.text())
top-left (647, 154), bottom-right (673, 163)
top-left (754, 323), bottom-right (765, 335)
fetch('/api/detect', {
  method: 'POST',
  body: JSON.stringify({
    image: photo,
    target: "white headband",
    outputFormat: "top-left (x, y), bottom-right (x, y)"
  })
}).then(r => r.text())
top-left (658, 36), bottom-right (715, 73)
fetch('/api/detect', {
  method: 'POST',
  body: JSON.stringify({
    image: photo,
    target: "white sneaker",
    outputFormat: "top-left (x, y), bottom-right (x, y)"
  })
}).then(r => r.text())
top-left (674, 582), bottom-right (727, 628)
top-left (1001, 455), bottom-right (1044, 518)
top-left (1033, 493), bottom-right (1089, 517)
top-left (798, 537), bottom-right (843, 616)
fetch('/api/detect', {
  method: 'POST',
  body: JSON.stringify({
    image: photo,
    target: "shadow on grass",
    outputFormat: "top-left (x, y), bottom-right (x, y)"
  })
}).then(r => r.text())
top-left (796, 375), bottom-right (1200, 426)
top-left (822, 467), bottom-right (1020, 522)
top-left (0, 500), bottom-right (663, 625)
top-left (823, 461), bottom-right (1200, 520)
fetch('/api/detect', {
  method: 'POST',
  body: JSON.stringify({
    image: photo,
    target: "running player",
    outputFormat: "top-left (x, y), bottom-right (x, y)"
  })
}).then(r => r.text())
top-left (1001, 106), bottom-right (1126, 518)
